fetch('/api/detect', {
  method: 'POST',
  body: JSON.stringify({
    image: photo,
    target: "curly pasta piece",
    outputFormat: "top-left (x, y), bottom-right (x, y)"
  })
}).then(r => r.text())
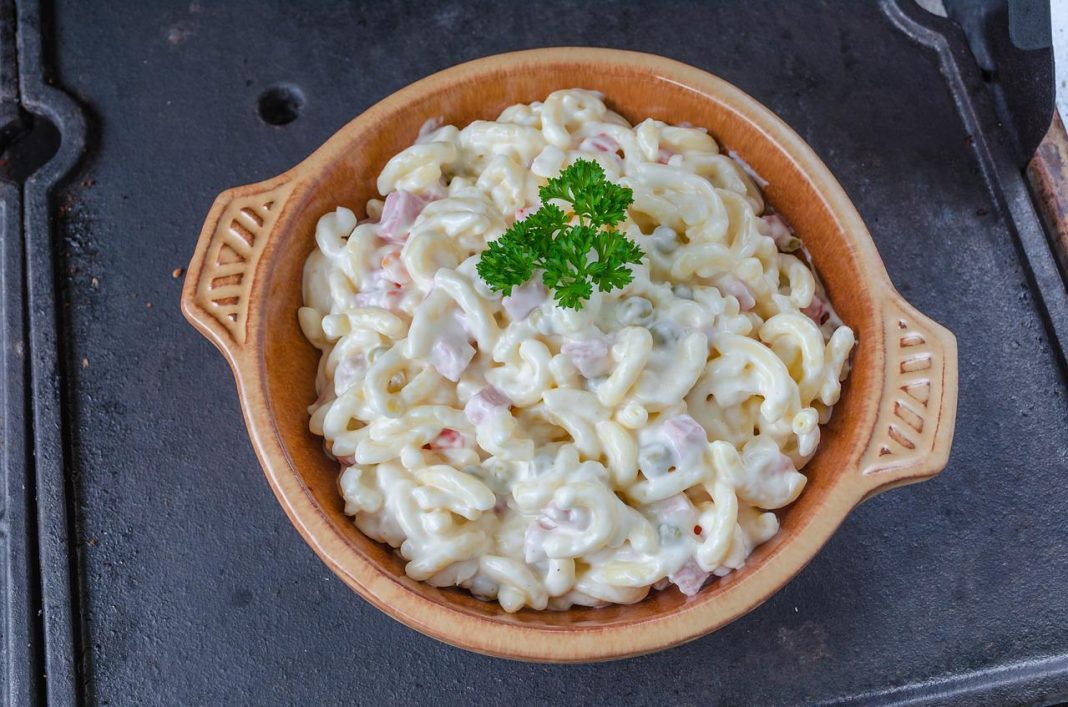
top-left (760, 312), bottom-right (827, 406)
top-left (377, 142), bottom-right (459, 194)
top-left (485, 339), bottom-right (552, 407)
top-left (413, 465), bottom-right (496, 521)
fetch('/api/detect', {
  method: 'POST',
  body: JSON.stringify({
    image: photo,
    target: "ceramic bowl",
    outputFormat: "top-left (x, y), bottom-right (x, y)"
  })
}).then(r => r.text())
top-left (181, 48), bottom-right (957, 662)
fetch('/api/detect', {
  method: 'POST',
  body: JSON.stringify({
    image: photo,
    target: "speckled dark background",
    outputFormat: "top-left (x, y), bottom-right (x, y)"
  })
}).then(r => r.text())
top-left (31, 0), bottom-right (1068, 703)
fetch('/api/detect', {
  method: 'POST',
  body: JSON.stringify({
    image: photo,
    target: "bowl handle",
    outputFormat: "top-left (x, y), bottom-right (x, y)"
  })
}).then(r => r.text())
top-left (853, 294), bottom-right (958, 501)
top-left (181, 176), bottom-right (299, 360)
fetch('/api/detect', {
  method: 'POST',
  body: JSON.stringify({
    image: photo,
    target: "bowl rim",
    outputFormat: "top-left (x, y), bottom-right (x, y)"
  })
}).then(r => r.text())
top-left (181, 47), bottom-right (958, 662)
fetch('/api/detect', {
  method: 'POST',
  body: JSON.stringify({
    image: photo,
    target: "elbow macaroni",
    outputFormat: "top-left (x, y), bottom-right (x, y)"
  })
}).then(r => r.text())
top-left (300, 89), bottom-right (855, 612)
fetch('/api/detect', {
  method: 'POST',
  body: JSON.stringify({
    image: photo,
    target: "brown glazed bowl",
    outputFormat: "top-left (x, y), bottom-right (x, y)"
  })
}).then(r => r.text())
top-left (181, 48), bottom-right (957, 662)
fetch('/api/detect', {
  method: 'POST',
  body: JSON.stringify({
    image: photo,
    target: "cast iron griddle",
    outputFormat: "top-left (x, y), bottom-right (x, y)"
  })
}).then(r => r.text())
top-left (4, 0), bottom-right (1067, 704)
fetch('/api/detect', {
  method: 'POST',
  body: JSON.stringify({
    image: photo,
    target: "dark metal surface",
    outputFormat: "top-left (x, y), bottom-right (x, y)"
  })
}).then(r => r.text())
top-left (18, 0), bottom-right (89, 698)
top-left (1007, 0), bottom-right (1051, 51)
top-left (3, 0), bottom-right (85, 703)
top-left (5, 0), bottom-right (1066, 703)
top-left (926, 1), bottom-right (1068, 370)
top-left (944, 0), bottom-right (1054, 166)
top-left (0, 5), bottom-right (35, 703)
top-left (1, 174), bottom-right (36, 707)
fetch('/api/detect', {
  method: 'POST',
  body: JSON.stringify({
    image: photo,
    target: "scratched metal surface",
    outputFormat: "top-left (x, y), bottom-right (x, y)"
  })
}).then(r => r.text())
top-left (38, 0), bottom-right (1068, 704)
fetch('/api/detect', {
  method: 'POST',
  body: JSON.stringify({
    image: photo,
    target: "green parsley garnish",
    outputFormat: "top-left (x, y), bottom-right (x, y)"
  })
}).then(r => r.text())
top-left (476, 159), bottom-right (644, 310)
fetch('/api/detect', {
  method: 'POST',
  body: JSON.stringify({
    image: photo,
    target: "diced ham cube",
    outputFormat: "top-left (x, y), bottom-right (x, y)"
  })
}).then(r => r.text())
top-left (561, 337), bottom-right (611, 378)
top-left (524, 502), bottom-right (589, 561)
top-left (423, 179), bottom-right (449, 202)
top-left (428, 312), bottom-right (475, 382)
top-left (802, 294), bottom-right (828, 325)
top-left (427, 428), bottom-right (466, 450)
top-left (429, 337), bottom-right (475, 382)
top-left (333, 356), bottom-right (365, 394)
top-left (661, 415), bottom-right (708, 464)
top-left (578, 133), bottom-right (621, 154)
top-left (762, 213), bottom-right (801, 252)
top-left (718, 276), bottom-right (756, 311)
top-left (762, 213), bottom-right (791, 245)
top-left (502, 278), bottom-right (547, 320)
top-left (656, 148), bottom-right (676, 164)
top-left (380, 250), bottom-right (410, 285)
top-left (464, 386), bottom-right (510, 425)
top-left (669, 558), bottom-right (712, 597)
top-left (353, 284), bottom-right (403, 311)
top-left (649, 493), bottom-right (698, 528)
top-left (336, 455), bottom-right (355, 466)
top-left (379, 191), bottom-right (427, 241)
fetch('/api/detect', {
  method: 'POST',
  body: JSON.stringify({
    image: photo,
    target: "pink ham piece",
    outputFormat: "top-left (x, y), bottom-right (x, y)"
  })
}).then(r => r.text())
top-left (718, 276), bottom-right (756, 312)
top-left (561, 337), bottom-right (611, 378)
top-left (423, 179), bottom-right (449, 202)
top-left (578, 133), bottom-right (621, 154)
top-left (802, 294), bottom-right (828, 325)
top-left (428, 313), bottom-right (476, 382)
top-left (380, 249), bottom-right (410, 285)
top-left (336, 455), bottom-right (356, 466)
top-left (669, 558), bottom-right (712, 597)
top-left (524, 503), bottom-right (590, 563)
top-left (502, 278), bottom-right (547, 320)
top-left (661, 415), bottom-right (708, 464)
top-left (429, 337), bottom-right (475, 382)
top-left (426, 428), bottom-right (466, 450)
top-left (332, 356), bottom-right (365, 394)
top-left (762, 213), bottom-right (791, 244)
top-left (378, 191), bottom-right (428, 242)
top-left (464, 386), bottom-right (511, 425)
top-left (762, 213), bottom-right (800, 251)
top-left (650, 492), bottom-right (698, 527)
top-left (656, 148), bottom-right (676, 164)
top-left (493, 494), bottom-right (509, 515)
top-left (353, 281), bottom-right (403, 311)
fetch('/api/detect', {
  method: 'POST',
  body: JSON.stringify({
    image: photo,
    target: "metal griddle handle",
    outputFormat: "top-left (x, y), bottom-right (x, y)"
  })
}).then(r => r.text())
top-left (853, 293), bottom-right (959, 501)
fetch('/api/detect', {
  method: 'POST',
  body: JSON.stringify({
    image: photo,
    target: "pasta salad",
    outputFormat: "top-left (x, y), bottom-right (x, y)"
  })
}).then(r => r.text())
top-left (298, 89), bottom-right (855, 611)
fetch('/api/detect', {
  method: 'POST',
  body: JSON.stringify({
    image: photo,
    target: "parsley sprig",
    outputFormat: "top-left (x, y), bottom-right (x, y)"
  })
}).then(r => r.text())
top-left (476, 160), bottom-right (644, 310)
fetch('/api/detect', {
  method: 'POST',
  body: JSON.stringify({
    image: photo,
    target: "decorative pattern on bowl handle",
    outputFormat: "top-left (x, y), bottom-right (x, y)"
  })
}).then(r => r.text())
top-left (856, 295), bottom-right (958, 499)
top-left (182, 178), bottom-right (297, 355)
